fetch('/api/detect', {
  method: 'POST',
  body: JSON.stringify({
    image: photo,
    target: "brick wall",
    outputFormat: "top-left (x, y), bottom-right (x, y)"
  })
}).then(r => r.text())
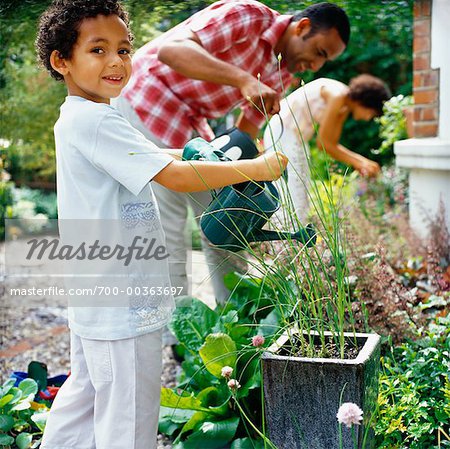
top-left (413, 0), bottom-right (439, 137)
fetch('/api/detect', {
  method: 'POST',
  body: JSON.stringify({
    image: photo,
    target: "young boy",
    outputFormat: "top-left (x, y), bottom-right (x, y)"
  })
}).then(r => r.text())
top-left (36, 1), bottom-right (287, 448)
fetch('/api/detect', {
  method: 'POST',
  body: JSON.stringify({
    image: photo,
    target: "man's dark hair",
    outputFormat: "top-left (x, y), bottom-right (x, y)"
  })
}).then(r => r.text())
top-left (36, 0), bottom-right (131, 81)
top-left (293, 2), bottom-right (350, 46)
top-left (348, 74), bottom-right (391, 116)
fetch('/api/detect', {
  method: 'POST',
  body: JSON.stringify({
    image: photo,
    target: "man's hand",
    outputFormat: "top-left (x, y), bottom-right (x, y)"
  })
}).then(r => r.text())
top-left (356, 158), bottom-right (381, 178)
top-left (255, 151), bottom-right (288, 181)
top-left (240, 77), bottom-right (280, 116)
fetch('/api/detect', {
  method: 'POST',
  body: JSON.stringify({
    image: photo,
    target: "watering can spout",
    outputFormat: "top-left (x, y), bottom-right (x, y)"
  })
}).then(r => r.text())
top-left (252, 223), bottom-right (317, 247)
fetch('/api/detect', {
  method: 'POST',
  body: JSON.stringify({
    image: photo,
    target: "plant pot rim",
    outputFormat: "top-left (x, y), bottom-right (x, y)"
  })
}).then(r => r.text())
top-left (262, 327), bottom-right (381, 366)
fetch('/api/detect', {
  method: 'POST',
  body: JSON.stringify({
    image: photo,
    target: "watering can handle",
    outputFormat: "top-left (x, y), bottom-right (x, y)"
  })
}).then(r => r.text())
top-left (182, 137), bottom-right (230, 162)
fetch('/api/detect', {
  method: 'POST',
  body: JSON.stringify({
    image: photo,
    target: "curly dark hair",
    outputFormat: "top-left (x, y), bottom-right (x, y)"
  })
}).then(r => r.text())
top-left (36, 0), bottom-right (131, 81)
top-left (293, 3), bottom-right (350, 46)
top-left (347, 74), bottom-right (391, 116)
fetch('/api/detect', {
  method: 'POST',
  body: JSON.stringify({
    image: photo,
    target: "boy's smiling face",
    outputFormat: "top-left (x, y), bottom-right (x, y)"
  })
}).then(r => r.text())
top-left (52, 14), bottom-right (132, 104)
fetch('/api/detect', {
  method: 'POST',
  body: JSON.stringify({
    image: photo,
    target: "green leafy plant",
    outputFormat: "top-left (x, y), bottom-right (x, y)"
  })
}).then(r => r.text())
top-left (375, 94), bottom-right (413, 156)
top-left (0, 377), bottom-right (47, 449)
top-left (12, 187), bottom-right (57, 219)
top-left (160, 277), bottom-right (280, 448)
top-left (375, 317), bottom-right (450, 449)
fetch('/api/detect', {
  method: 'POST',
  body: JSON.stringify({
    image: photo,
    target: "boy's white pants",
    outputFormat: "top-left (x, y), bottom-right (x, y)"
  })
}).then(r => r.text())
top-left (41, 329), bottom-right (163, 449)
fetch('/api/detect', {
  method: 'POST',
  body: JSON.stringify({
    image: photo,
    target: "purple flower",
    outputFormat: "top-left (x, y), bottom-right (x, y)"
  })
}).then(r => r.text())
top-left (336, 403), bottom-right (363, 428)
top-left (252, 335), bottom-right (265, 347)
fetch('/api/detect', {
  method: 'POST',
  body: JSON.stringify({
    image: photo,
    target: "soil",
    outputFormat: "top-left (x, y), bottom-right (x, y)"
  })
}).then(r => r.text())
top-left (278, 334), bottom-right (364, 360)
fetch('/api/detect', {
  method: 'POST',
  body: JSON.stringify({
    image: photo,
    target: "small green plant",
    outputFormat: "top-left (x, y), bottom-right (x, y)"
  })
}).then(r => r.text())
top-left (374, 95), bottom-right (413, 157)
top-left (0, 377), bottom-right (48, 448)
top-left (375, 317), bottom-right (450, 449)
top-left (160, 278), bottom-right (278, 448)
top-left (12, 187), bottom-right (57, 220)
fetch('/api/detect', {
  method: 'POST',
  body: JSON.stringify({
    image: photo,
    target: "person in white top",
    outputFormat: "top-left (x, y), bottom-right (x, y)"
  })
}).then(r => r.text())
top-left (264, 75), bottom-right (390, 221)
top-left (35, 2), bottom-right (287, 448)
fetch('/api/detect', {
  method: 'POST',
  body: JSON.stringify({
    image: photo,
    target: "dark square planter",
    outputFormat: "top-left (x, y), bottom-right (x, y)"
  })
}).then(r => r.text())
top-left (262, 330), bottom-right (381, 449)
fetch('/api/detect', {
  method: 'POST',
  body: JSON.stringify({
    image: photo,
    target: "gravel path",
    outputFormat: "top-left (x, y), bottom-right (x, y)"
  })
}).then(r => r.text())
top-left (0, 249), bottom-right (215, 449)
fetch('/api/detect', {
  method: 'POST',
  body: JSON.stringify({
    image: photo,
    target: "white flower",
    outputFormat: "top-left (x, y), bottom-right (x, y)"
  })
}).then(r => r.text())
top-left (227, 379), bottom-right (241, 390)
top-left (336, 402), bottom-right (363, 428)
top-left (221, 366), bottom-right (233, 378)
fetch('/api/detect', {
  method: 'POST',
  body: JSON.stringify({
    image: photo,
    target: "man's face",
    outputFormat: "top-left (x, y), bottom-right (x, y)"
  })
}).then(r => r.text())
top-left (283, 18), bottom-right (346, 74)
top-left (61, 14), bottom-right (132, 104)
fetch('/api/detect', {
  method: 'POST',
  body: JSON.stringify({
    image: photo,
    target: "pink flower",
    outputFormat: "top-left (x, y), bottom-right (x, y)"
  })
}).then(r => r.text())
top-left (252, 335), bottom-right (265, 347)
top-left (221, 366), bottom-right (233, 378)
top-left (336, 403), bottom-right (363, 428)
top-left (227, 379), bottom-right (241, 390)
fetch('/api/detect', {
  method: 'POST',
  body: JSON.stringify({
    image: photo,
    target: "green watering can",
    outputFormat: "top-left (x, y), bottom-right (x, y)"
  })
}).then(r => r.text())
top-left (183, 132), bottom-right (316, 252)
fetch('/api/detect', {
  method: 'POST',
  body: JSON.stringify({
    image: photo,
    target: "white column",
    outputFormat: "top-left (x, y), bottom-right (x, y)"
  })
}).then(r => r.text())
top-left (395, 138), bottom-right (450, 238)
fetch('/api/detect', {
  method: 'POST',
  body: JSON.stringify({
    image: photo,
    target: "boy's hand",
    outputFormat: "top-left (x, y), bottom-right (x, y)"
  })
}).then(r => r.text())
top-left (255, 151), bottom-right (288, 181)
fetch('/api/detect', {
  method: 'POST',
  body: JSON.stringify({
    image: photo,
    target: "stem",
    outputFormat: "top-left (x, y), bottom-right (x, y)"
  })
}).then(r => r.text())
top-left (232, 394), bottom-right (278, 449)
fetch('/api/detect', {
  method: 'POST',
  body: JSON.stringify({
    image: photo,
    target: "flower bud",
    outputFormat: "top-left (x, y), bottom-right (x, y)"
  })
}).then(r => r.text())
top-left (221, 366), bottom-right (233, 378)
top-left (227, 379), bottom-right (241, 390)
top-left (251, 335), bottom-right (265, 347)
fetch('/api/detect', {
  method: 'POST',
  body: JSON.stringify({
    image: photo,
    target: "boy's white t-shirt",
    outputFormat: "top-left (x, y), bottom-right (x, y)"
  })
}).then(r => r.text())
top-left (54, 95), bottom-right (175, 340)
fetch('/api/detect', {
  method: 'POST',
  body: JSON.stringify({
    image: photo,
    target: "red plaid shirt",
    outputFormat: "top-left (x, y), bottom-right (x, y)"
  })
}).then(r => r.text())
top-left (122, 0), bottom-right (294, 147)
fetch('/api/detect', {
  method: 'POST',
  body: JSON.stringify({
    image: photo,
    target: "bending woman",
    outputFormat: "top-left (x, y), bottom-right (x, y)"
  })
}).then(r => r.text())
top-left (263, 74), bottom-right (390, 221)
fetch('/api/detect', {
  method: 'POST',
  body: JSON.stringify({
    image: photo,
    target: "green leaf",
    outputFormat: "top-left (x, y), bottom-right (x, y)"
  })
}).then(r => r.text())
top-left (6, 388), bottom-right (23, 405)
top-left (0, 394), bottom-right (14, 408)
top-left (258, 308), bottom-right (282, 338)
top-left (159, 406), bottom-right (192, 436)
top-left (197, 386), bottom-right (230, 415)
top-left (10, 400), bottom-right (31, 411)
top-left (177, 354), bottom-right (217, 392)
top-left (169, 297), bottom-right (219, 351)
top-left (220, 310), bottom-right (239, 326)
top-left (0, 378), bottom-right (15, 397)
top-left (18, 379), bottom-right (38, 399)
top-left (237, 353), bottom-right (261, 397)
top-left (198, 387), bottom-right (225, 408)
top-left (16, 432), bottom-right (32, 449)
top-left (223, 272), bottom-right (260, 294)
top-left (211, 310), bottom-right (239, 334)
top-left (158, 418), bottom-right (181, 437)
top-left (176, 416), bottom-right (240, 449)
top-left (160, 388), bottom-right (209, 412)
top-left (229, 324), bottom-right (252, 343)
top-left (159, 405), bottom-right (195, 424)
top-left (13, 419), bottom-right (30, 431)
top-left (199, 333), bottom-right (237, 378)
top-left (0, 414), bottom-right (15, 432)
top-left (231, 438), bottom-right (265, 449)
top-left (0, 433), bottom-right (14, 446)
top-left (30, 412), bottom-right (48, 432)
top-left (178, 411), bottom-right (213, 437)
